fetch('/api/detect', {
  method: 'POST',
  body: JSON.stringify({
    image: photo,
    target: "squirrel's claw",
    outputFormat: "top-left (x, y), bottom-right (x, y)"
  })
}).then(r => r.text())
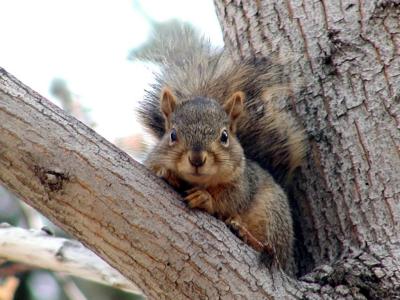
top-left (185, 186), bottom-right (203, 195)
top-left (184, 189), bottom-right (214, 213)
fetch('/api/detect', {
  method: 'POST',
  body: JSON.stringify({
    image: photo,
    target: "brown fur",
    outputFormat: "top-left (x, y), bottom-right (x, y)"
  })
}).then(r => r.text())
top-left (138, 39), bottom-right (306, 185)
top-left (144, 90), bottom-right (294, 269)
top-left (138, 26), bottom-right (306, 270)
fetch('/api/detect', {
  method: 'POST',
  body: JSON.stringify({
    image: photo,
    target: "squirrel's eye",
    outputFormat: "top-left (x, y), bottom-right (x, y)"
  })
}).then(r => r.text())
top-left (170, 128), bottom-right (177, 143)
top-left (220, 129), bottom-right (229, 145)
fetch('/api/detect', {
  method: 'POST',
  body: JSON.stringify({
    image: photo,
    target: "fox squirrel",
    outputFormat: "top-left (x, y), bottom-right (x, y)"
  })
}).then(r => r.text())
top-left (137, 25), bottom-right (306, 270)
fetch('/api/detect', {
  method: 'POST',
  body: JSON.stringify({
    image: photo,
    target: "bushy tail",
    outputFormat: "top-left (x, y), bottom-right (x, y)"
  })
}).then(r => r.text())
top-left (131, 20), bottom-right (211, 65)
top-left (135, 23), bottom-right (306, 186)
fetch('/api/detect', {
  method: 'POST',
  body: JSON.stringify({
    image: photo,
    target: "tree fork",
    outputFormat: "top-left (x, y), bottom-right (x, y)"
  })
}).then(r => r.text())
top-left (0, 67), bottom-right (299, 299)
top-left (1, 0), bottom-right (400, 297)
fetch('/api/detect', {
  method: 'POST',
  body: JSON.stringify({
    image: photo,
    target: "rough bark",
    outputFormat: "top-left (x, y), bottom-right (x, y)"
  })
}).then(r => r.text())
top-left (1, 0), bottom-right (400, 298)
top-left (0, 224), bottom-right (141, 295)
top-left (0, 68), bottom-right (301, 299)
top-left (214, 0), bottom-right (400, 298)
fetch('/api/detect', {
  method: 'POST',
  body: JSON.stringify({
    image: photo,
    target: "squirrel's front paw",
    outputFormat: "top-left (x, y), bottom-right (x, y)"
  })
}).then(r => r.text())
top-left (163, 170), bottom-right (181, 189)
top-left (184, 188), bottom-right (214, 213)
top-left (150, 166), bottom-right (181, 189)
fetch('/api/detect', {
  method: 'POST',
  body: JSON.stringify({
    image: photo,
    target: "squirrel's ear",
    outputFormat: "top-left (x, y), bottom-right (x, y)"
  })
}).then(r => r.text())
top-left (223, 91), bottom-right (245, 132)
top-left (160, 87), bottom-right (177, 129)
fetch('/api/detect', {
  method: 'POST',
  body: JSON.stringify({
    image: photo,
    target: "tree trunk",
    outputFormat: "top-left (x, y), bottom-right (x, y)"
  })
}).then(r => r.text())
top-left (214, 0), bottom-right (400, 298)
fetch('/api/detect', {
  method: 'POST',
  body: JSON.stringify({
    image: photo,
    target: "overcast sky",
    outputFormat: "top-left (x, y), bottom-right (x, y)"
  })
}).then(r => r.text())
top-left (0, 0), bottom-right (223, 140)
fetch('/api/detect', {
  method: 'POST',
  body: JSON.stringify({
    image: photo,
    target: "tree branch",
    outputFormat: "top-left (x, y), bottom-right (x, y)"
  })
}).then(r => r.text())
top-left (0, 224), bottom-right (141, 295)
top-left (0, 67), bottom-right (297, 299)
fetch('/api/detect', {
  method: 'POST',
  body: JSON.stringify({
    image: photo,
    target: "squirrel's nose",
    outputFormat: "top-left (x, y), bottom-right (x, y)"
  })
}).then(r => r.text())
top-left (189, 151), bottom-right (206, 168)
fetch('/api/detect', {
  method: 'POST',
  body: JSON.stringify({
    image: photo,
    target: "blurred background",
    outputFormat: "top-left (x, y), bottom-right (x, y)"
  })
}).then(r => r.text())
top-left (0, 0), bottom-right (222, 299)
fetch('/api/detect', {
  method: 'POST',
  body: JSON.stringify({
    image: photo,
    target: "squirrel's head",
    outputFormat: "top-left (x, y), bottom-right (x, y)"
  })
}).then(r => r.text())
top-left (158, 87), bottom-right (245, 186)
